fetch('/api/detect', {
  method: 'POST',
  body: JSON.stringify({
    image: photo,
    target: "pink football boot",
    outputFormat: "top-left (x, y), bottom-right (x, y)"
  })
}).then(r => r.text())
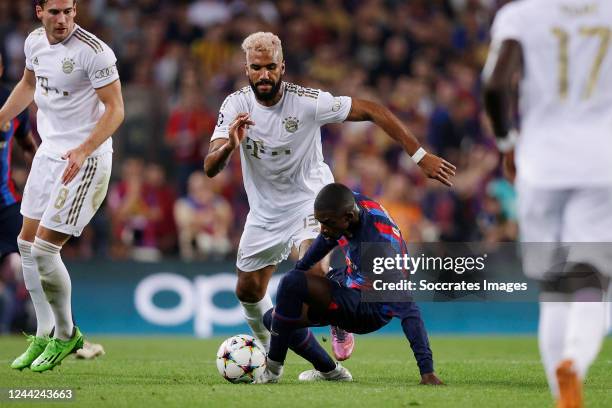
top-left (331, 326), bottom-right (354, 361)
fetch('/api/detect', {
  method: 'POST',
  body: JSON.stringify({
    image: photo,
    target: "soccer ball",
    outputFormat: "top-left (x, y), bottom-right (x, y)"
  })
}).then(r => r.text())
top-left (216, 334), bottom-right (266, 383)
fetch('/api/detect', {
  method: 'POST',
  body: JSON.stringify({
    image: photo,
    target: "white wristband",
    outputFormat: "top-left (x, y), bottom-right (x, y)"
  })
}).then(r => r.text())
top-left (411, 147), bottom-right (427, 164)
top-left (497, 129), bottom-right (519, 153)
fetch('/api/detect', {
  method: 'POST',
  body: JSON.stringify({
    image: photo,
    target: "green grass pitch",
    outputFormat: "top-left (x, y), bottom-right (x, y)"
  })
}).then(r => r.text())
top-left (1, 335), bottom-right (611, 407)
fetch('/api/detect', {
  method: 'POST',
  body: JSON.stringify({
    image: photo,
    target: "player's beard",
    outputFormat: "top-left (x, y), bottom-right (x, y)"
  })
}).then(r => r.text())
top-left (249, 76), bottom-right (282, 102)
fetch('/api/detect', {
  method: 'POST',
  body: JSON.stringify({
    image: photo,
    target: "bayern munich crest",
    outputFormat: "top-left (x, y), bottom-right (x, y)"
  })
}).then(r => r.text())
top-left (283, 116), bottom-right (299, 133)
top-left (62, 57), bottom-right (75, 74)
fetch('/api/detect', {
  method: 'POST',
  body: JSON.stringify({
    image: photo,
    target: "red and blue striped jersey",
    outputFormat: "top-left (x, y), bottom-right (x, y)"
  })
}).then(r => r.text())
top-left (335, 193), bottom-right (407, 290)
top-left (296, 192), bottom-right (408, 290)
top-left (294, 192), bottom-right (434, 374)
top-left (0, 85), bottom-right (30, 209)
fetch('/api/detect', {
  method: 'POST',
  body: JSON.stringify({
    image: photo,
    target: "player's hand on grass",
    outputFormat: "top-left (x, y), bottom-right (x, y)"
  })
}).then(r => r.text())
top-left (418, 153), bottom-right (456, 187)
top-left (419, 372), bottom-right (445, 385)
top-left (228, 113), bottom-right (255, 150)
top-left (61, 146), bottom-right (88, 185)
top-left (502, 149), bottom-right (516, 183)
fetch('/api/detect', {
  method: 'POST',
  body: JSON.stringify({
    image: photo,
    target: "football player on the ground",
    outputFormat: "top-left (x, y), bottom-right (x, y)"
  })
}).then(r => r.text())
top-left (256, 183), bottom-right (443, 384)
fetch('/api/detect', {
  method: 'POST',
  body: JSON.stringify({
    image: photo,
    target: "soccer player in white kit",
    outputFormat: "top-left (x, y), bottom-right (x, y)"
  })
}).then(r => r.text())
top-left (0, 0), bottom-right (124, 372)
top-left (483, 1), bottom-right (612, 406)
top-left (205, 32), bottom-right (455, 370)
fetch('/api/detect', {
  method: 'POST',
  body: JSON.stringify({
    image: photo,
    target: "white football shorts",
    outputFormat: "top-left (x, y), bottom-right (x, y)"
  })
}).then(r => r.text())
top-left (236, 202), bottom-right (320, 272)
top-left (517, 181), bottom-right (612, 279)
top-left (20, 151), bottom-right (112, 237)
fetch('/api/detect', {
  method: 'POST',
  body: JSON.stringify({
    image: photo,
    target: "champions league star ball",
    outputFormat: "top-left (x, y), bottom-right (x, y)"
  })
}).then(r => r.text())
top-left (216, 334), bottom-right (266, 383)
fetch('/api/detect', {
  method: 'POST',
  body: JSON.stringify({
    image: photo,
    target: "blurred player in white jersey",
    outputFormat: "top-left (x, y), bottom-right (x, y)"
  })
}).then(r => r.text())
top-left (483, 1), bottom-right (612, 406)
top-left (0, 0), bottom-right (124, 372)
top-left (205, 32), bottom-right (454, 379)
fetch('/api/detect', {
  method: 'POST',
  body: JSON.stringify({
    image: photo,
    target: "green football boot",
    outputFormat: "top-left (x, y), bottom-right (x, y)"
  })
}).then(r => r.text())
top-left (10, 333), bottom-right (50, 370)
top-left (30, 327), bottom-right (84, 373)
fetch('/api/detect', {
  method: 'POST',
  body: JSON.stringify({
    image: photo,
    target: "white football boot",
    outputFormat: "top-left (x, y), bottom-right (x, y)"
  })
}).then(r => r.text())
top-left (254, 359), bottom-right (283, 384)
top-left (298, 362), bottom-right (353, 382)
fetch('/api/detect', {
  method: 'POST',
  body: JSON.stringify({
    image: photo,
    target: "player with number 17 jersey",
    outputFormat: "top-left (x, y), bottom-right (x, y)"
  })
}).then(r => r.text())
top-left (483, 1), bottom-right (612, 405)
top-left (484, 0), bottom-right (612, 188)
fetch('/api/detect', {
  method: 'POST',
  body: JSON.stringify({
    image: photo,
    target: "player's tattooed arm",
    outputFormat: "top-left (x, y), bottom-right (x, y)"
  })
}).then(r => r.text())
top-left (0, 69), bottom-right (36, 126)
top-left (204, 139), bottom-right (234, 177)
top-left (346, 98), bottom-right (456, 187)
top-left (204, 113), bottom-right (254, 177)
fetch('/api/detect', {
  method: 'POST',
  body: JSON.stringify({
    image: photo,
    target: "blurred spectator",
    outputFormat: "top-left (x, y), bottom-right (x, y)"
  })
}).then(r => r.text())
top-left (108, 158), bottom-right (163, 261)
top-left (187, 0), bottom-right (232, 29)
top-left (165, 71), bottom-right (216, 195)
top-left (174, 171), bottom-right (232, 260)
top-left (144, 162), bottom-right (178, 255)
top-left (379, 174), bottom-right (427, 242)
top-left (116, 59), bottom-right (166, 161)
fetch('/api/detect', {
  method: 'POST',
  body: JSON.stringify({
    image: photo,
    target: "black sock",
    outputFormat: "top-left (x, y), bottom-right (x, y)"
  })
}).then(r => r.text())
top-left (264, 309), bottom-right (335, 372)
top-left (267, 271), bottom-right (308, 363)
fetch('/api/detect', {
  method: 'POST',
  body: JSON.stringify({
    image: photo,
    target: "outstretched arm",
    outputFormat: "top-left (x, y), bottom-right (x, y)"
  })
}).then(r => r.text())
top-left (398, 304), bottom-right (443, 385)
top-left (346, 99), bottom-right (456, 186)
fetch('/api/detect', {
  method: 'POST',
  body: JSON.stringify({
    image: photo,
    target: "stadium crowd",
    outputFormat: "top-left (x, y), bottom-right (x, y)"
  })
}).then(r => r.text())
top-left (1, 0), bottom-right (517, 269)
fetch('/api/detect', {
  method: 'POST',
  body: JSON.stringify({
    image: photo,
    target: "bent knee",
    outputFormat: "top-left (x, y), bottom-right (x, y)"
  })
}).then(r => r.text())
top-left (277, 270), bottom-right (307, 297)
top-left (235, 276), bottom-right (267, 302)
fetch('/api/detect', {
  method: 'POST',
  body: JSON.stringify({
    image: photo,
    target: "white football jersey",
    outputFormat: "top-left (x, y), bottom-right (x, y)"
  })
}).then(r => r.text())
top-left (24, 25), bottom-right (119, 159)
top-left (484, 0), bottom-right (612, 187)
top-left (211, 83), bottom-right (352, 223)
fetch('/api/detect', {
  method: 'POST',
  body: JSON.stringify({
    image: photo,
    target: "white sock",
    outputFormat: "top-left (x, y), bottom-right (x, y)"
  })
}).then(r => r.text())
top-left (31, 237), bottom-right (73, 340)
top-left (266, 358), bottom-right (284, 376)
top-left (240, 293), bottom-right (273, 351)
top-left (563, 301), bottom-right (607, 379)
top-left (539, 301), bottom-right (570, 397)
top-left (17, 238), bottom-right (55, 337)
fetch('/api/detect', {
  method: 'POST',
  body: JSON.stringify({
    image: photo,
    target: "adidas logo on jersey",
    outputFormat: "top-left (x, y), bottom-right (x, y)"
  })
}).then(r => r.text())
top-left (51, 214), bottom-right (62, 224)
top-left (33, 57), bottom-right (39, 65)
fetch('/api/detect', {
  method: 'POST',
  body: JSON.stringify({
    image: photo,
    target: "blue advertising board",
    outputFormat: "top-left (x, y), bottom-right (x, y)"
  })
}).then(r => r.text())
top-left (67, 260), bottom-right (540, 336)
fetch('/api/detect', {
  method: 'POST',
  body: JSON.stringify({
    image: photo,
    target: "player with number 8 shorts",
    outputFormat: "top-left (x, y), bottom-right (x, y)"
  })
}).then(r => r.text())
top-left (0, 0), bottom-right (124, 372)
